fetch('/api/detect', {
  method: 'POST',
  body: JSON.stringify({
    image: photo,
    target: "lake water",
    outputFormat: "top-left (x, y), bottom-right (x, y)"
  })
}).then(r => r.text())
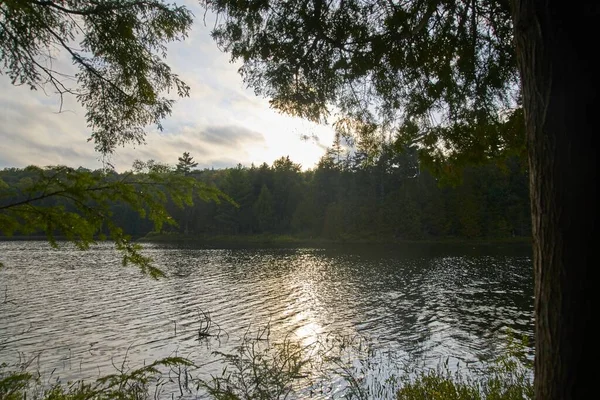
top-left (0, 241), bottom-right (533, 397)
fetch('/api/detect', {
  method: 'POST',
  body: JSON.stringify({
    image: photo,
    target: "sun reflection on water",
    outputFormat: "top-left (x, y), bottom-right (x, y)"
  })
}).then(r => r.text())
top-left (295, 320), bottom-right (323, 347)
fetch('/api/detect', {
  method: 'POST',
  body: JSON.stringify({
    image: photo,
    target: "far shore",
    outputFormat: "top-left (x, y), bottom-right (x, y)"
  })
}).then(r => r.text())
top-left (136, 232), bottom-right (532, 248)
top-left (0, 233), bottom-right (532, 250)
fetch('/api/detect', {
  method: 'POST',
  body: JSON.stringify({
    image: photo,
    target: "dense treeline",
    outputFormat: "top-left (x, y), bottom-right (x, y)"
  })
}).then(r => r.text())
top-left (175, 149), bottom-right (529, 240)
top-left (165, 147), bottom-right (529, 240)
top-left (0, 148), bottom-right (530, 241)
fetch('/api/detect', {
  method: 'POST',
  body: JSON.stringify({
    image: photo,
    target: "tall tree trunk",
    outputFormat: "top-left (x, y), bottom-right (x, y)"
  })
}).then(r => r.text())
top-left (512, 0), bottom-right (598, 398)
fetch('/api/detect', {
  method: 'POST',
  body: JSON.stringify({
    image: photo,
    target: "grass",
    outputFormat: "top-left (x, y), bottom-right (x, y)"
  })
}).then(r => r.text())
top-left (397, 335), bottom-right (533, 400)
top-left (1, 326), bottom-right (533, 400)
top-left (200, 325), bottom-right (310, 399)
top-left (0, 356), bottom-right (193, 400)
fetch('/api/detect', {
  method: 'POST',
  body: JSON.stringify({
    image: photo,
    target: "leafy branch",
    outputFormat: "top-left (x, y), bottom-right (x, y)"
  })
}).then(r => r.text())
top-left (0, 0), bottom-right (193, 154)
top-left (0, 162), bottom-right (230, 277)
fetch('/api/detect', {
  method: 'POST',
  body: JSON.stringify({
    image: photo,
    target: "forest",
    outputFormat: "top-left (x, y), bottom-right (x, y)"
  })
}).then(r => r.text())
top-left (0, 147), bottom-right (530, 243)
top-left (1, 0), bottom-right (595, 397)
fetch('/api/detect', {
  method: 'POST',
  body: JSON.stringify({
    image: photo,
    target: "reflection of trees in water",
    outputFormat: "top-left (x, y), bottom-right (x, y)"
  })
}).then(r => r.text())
top-left (297, 249), bottom-right (534, 365)
top-left (144, 247), bottom-right (534, 367)
top-left (408, 256), bottom-right (534, 363)
top-left (0, 243), bottom-right (533, 383)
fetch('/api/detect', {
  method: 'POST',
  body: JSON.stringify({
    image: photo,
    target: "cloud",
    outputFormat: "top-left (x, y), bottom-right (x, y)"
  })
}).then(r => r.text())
top-left (198, 125), bottom-right (264, 147)
top-left (0, 4), bottom-right (334, 171)
top-left (0, 92), bottom-right (268, 170)
top-left (93, 123), bottom-right (267, 170)
top-left (0, 85), bottom-right (96, 169)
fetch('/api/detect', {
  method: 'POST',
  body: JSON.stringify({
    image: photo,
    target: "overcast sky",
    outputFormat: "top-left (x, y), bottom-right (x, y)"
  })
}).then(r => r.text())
top-left (0, 1), bottom-right (334, 172)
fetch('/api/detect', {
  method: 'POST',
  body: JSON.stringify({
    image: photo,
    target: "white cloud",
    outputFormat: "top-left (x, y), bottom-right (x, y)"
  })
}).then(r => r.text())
top-left (0, 2), bottom-right (334, 171)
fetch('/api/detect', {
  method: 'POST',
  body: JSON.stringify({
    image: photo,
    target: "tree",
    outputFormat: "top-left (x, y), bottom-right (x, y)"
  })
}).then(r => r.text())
top-left (321, 201), bottom-right (344, 239)
top-left (200, 0), bottom-right (597, 396)
top-left (174, 152), bottom-right (199, 234)
top-left (253, 184), bottom-right (275, 233)
top-left (176, 152), bottom-right (199, 175)
top-left (0, 1), bottom-right (219, 274)
top-left (0, 161), bottom-right (224, 276)
top-left (271, 156), bottom-right (302, 232)
top-left (0, 0), bottom-right (192, 154)
top-left (215, 165), bottom-right (253, 234)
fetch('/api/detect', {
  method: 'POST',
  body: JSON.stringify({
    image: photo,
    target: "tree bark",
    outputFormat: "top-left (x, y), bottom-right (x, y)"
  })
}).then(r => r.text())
top-left (512, 0), bottom-right (598, 398)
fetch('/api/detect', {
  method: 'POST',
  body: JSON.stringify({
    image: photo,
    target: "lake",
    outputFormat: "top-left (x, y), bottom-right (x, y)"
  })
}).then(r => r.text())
top-left (0, 240), bottom-right (533, 397)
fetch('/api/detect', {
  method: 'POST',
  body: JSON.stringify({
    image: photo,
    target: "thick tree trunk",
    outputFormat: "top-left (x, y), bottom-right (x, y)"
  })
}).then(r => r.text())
top-left (512, 0), bottom-right (598, 398)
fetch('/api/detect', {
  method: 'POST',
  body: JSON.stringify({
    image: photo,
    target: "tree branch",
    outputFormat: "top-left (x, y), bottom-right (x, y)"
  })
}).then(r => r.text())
top-left (0, 185), bottom-right (113, 211)
top-left (28, 0), bottom-right (170, 17)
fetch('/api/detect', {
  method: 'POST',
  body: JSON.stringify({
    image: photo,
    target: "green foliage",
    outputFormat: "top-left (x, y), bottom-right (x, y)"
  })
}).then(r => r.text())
top-left (1, 151), bottom-right (530, 252)
top-left (0, 327), bottom-right (533, 400)
top-left (397, 361), bottom-right (533, 400)
top-left (94, 356), bottom-right (194, 398)
top-left (0, 368), bottom-right (33, 400)
top-left (397, 372), bottom-right (482, 400)
top-left (0, 0), bottom-right (192, 154)
top-left (322, 202), bottom-right (344, 239)
top-left (200, 328), bottom-right (533, 400)
top-left (0, 357), bottom-right (194, 400)
top-left (253, 184), bottom-right (275, 233)
top-left (397, 334), bottom-right (533, 400)
top-left (202, 326), bottom-right (309, 399)
top-left (201, 0), bottom-right (524, 174)
top-left (0, 161), bottom-right (225, 277)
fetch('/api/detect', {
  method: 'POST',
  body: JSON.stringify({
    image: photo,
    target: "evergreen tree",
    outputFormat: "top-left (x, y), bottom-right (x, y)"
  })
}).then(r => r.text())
top-left (253, 184), bottom-right (275, 233)
top-left (174, 152), bottom-right (199, 234)
top-left (176, 152), bottom-right (199, 175)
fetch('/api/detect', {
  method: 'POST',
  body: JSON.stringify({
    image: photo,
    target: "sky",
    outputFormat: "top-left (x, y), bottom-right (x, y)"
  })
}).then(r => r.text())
top-left (0, 1), bottom-right (335, 172)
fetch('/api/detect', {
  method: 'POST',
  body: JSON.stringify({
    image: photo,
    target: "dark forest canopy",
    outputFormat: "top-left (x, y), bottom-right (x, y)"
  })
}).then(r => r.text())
top-left (201, 0), bottom-right (525, 175)
top-left (0, 151), bottom-right (530, 242)
top-left (175, 152), bottom-right (529, 241)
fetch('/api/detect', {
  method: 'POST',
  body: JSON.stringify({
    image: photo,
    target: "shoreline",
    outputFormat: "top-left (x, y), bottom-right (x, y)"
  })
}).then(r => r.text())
top-left (136, 233), bottom-right (532, 248)
top-left (0, 233), bottom-right (532, 249)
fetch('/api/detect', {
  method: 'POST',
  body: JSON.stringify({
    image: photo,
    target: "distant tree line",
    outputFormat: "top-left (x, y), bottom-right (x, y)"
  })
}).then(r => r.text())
top-left (0, 149), bottom-right (530, 241)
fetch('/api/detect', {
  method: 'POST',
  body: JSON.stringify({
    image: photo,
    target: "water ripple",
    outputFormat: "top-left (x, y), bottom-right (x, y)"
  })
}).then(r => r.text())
top-left (0, 241), bottom-right (533, 388)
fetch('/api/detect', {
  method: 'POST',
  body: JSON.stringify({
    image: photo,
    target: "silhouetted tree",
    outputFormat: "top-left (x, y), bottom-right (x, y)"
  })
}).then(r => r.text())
top-left (176, 152), bottom-right (198, 175)
top-left (201, 1), bottom-right (597, 395)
